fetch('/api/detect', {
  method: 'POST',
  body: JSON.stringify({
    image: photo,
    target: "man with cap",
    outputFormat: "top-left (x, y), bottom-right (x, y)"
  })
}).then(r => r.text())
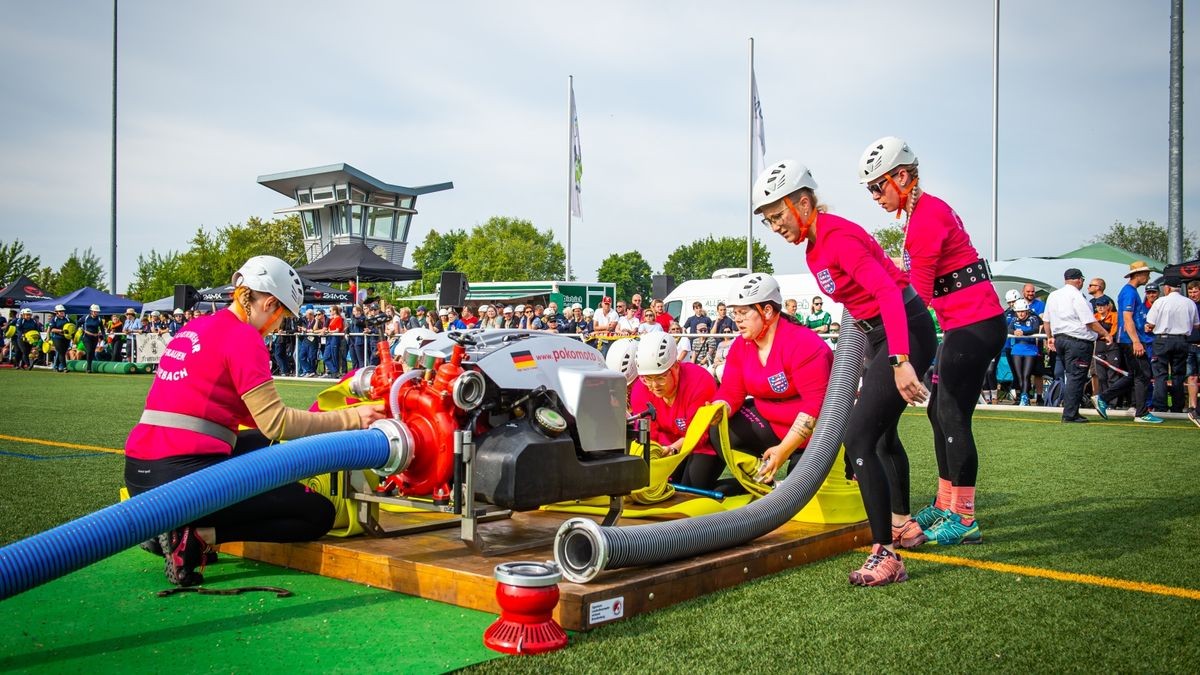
top-left (81, 303), bottom-right (106, 373)
top-left (593, 297), bottom-right (619, 333)
top-left (1043, 268), bottom-right (1113, 422)
top-left (12, 307), bottom-right (42, 369)
top-left (1095, 261), bottom-right (1157, 423)
top-left (1145, 277), bottom-right (1200, 416)
top-left (48, 305), bottom-right (72, 372)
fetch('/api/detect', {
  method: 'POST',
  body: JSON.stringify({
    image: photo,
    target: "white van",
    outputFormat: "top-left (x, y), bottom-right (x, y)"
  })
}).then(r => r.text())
top-left (663, 270), bottom-right (846, 329)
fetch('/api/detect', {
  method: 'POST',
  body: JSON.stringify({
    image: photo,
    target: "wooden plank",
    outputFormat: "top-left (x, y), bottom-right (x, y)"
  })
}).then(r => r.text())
top-left (221, 505), bottom-right (869, 631)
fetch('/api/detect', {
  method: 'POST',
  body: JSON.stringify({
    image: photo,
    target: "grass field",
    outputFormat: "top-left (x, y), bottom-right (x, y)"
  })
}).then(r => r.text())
top-left (0, 368), bottom-right (1197, 673)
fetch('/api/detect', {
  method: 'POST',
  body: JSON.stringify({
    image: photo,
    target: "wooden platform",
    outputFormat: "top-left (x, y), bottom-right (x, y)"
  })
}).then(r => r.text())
top-left (221, 504), bottom-right (869, 631)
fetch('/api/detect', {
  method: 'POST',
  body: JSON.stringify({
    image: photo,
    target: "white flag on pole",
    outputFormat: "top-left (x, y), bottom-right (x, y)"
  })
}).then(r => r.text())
top-left (570, 84), bottom-right (583, 218)
top-left (751, 69), bottom-right (767, 173)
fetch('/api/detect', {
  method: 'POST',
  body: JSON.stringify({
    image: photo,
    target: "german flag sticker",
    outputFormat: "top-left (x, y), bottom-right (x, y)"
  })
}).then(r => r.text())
top-left (511, 350), bottom-right (537, 370)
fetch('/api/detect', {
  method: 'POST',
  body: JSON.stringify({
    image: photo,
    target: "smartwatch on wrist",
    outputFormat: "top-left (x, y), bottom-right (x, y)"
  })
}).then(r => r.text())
top-left (888, 354), bottom-right (910, 368)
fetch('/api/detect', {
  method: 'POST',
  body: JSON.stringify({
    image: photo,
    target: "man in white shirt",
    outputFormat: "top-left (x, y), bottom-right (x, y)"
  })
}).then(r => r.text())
top-left (1043, 268), bottom-right (1113, 423)
top-left (592, 296), bottom-right (620, 333)
top-left (1145, 278), bottom-right (1200, 416)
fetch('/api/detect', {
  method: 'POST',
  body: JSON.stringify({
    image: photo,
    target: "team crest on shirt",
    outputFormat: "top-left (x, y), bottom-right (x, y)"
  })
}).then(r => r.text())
top-left (768, 371), bottom-right (790, 393)
top-left (675, 418), bottom-right (687, 432)
top-left (816, 269), bottom-right (836, 294)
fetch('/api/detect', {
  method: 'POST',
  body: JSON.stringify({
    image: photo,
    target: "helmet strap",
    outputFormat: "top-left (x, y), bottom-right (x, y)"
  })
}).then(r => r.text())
top-left (886, 173), bottom-right (919, 220)
top-left (753, 304), bottom-right (779, 342)
top-left (784, 195), bottom-right (817, 242)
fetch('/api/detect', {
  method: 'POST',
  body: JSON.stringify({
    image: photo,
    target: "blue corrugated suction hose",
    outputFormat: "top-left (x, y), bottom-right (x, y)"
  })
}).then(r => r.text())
top-left (0, 427), bottom-right (395, 600)
top-left (554, 310), bottom-right (868, 583)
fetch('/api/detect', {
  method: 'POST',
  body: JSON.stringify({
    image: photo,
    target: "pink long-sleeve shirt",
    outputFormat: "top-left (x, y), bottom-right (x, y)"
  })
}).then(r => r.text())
top-left (805, 212), bottom-right (912, 354)
top-left (713, 318), bottom-right (833, 443)
top-left (905, 193), bottom-right (1004, 329)
top-left (630, 362), bottom-right (718, 455)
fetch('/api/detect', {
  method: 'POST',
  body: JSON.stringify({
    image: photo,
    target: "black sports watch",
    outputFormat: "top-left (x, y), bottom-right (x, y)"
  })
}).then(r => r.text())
top-left (888, 354), bottom-right (910, 368)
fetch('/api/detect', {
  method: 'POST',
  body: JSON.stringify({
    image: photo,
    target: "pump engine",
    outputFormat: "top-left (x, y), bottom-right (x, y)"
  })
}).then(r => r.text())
top-left (348, 330), bottom-right (646, 512)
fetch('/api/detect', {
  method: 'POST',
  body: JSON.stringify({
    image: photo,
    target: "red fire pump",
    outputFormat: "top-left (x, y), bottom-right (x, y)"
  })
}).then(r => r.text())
top-left (361, 341), bottom-right (465, 502)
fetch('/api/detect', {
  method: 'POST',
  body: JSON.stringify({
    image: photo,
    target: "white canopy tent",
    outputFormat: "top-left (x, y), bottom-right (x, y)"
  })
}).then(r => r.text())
top-left (989, 257), bottom-right (1139, 299)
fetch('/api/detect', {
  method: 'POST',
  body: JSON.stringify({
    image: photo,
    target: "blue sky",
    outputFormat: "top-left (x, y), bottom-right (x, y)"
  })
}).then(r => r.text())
top-left (0, 1), bottom-right (1195, 293)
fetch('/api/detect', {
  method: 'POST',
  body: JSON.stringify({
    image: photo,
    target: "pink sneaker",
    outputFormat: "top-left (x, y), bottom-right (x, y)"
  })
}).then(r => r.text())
top-left (849, 544), bottom-right (908, 587)
top-left (891, 518), bottom-right (927, 549)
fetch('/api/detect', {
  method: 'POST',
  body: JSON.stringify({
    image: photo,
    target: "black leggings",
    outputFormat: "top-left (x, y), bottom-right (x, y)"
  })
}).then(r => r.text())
top-left (125, 430), bottom-right (335, 543)
top-left (844, 296), bottom-right (937, 546)
top-left (1012, 355), bottom-right (1037, 395)
top-left (928, 315), bottom-right (1006, 488)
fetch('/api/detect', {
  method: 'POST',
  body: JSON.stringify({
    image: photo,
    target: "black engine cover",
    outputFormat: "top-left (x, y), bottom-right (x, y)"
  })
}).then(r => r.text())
top-left (472, 419), bottom-right (648, 511)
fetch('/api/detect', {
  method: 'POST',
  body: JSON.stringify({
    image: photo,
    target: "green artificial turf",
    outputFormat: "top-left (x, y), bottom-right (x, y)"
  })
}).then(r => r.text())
top-left (1, 369), bottom-right (1198, 673)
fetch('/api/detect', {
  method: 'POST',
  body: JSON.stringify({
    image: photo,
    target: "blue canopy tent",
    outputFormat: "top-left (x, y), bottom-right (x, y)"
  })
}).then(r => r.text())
top-left (23, 287), bottom-right (141, 315)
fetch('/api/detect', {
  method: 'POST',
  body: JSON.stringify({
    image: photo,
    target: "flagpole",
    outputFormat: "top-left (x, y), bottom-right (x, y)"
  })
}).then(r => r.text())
top-left (991, 0), bottom-right (999, 261)
top-left (747, 37), bottom-right (754, 272)
top-left (566, 75), bottom-right (573, 282)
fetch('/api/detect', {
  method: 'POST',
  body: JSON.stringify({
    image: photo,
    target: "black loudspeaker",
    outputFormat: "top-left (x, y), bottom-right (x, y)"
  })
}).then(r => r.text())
top-left (651, 275), bottom-right (675, 301)
top-left (438, 271), bottom-right (469, 308)
top-left (173, 284), bottom-right (199, 311)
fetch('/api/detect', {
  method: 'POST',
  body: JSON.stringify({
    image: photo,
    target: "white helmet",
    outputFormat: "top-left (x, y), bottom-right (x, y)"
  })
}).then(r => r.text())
top-left (393, 327), bottom-right (437, 357)
top-left (543, 307), bottom-right (555, 317)
top-left (54, 304), bottom-right (66, 311)
top-left (636, 331), bottom-right (678, 376)
top-left (514, 304), bottom-right (525, 313)
top-left (752, 160), bottom-right (818, 213)
top-left (727, 273), bottom-right (783, 307)
top-left (173, 308), bottom-right (184, 315)
top-left (479, 304), bottom-right (490, 313)
top-left (89, 304), bottom-right (101, 312)
top-left (1012, 299), bottom-right (1031, 312)
top-left (858, 136), bottom-right (917, 184)
top-left (1004, 289), bottom-right (1020, 303)
top-left (231, 255), bottom-right (304, 317)
top-left (583, 307), bottom-right (595, 317)
top-left (605, 338), bottom-right (640, 384)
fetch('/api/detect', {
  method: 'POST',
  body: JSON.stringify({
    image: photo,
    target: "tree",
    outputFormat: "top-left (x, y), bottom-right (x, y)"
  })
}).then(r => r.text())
top-left (407, 227), bottom-right (468, 295)
top-left (174, 228), bottom-right (225, 290)
top-left (0, 240), bottom-right (42, 287)
top-left (597, 251), bottom-right (653, 301)
top-left (127, 250), bottom-right (183, 301)
top-left (451, 217), bottom-right (565, 282)
top-left (1089, 219), bottom-right (1198, 264)
top-left (32, 265), bottom-right (56, 293)
top-left (661, 236), bottom-right (773, 284)
top-left (217, 214), bottom-right (306, 273)
top-left (871, 223), bottom-right (906, 259)
top-left (54, 248), bottom-right (108, 294)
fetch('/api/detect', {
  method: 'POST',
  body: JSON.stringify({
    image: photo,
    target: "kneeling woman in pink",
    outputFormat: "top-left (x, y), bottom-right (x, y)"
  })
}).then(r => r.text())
top-left (859, 137), bottom-right (1006, 546)
top-left (124, 255), bottom-right (385, 587)
top-left (754, 161), bottom-right (938, 587)
top-left (712, 273), bottom-right (833, 487)
top-left (629, 331), bottom-right (719, 489)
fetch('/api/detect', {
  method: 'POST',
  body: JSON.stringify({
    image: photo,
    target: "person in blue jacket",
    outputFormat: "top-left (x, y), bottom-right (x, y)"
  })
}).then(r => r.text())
top-left (47, 304), bottom-right (72, 372)
top-left (1007, 299), bottom-right (1043, 406)
top-left (80, 304), bottom-right (106, 373)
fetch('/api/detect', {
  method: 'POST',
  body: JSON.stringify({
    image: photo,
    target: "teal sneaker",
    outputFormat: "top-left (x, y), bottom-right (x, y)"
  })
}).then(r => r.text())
top-left (1135, 413), bottom-right (1163, 424)
top-left (1093, 395), bottom-right (1108, 420)
top-left (914, 499), bottom-right (950, 530)
top-left (923, 512), bottom-right (983, 545)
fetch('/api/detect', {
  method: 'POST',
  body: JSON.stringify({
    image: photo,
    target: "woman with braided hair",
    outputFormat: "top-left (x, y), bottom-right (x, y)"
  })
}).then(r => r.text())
top-left (124, 255), bottom-right (385, 587)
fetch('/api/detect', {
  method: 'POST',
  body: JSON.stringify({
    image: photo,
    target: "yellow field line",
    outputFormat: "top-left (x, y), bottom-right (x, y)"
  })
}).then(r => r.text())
top-left (863, 547), bottom-right (1200, 601)
top-left (0, 433), bottom-right (124, 455)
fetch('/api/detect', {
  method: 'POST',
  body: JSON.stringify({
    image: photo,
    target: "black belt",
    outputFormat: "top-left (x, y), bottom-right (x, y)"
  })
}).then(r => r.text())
top-left (933, 259), bottom-right (991, 299)
top-left (854, 286), bottom-right (919, 333)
